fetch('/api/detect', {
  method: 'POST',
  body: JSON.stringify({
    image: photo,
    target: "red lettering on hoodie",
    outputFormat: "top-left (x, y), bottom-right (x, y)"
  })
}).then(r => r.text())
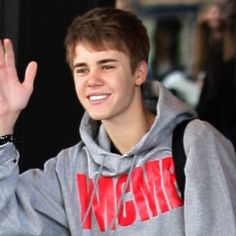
top-left (162, 158), bottom-right (183, 208)
top-left (77, 175), bottom-right (115, 231)
top-left (117, 175), bottom-right (136, 226)
top-left (76, 156), bottom-right (183, 232)
top-left (77, 174), bottom-right (93, 229)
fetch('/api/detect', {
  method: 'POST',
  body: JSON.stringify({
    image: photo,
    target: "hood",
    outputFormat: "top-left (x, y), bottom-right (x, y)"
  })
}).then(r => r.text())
top-left (79, 80), bottom-right (197, 176)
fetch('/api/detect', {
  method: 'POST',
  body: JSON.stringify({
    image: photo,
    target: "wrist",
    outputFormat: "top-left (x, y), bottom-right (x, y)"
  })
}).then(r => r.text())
top-left (0, 134), bottom-right (15, 145)
top-left (0, 113), bottom-right (19, 135)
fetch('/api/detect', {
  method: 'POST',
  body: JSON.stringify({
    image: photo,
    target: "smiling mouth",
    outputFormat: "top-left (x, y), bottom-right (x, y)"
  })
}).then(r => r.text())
top-left (88, 94), bottom-right (109, 102)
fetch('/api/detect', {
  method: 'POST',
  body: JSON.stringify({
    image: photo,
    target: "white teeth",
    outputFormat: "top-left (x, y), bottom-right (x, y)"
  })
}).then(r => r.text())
top-left (89, 95), bottom-right (107, 101)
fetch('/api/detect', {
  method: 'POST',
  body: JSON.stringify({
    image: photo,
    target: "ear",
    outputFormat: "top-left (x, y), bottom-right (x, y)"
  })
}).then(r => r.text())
top-left (134, 61), bottom-right (148, 86)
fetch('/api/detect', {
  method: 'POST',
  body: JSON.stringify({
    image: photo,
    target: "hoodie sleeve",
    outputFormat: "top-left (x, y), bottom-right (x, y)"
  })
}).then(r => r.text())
top-left (184, 119), bottom-right (236, 236)
top-left (0, 143), bottom-right (70, 235)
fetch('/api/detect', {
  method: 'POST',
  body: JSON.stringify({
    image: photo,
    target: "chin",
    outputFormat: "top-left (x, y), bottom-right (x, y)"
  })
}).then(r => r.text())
top-left (88, 112), bottom-right (108, 121)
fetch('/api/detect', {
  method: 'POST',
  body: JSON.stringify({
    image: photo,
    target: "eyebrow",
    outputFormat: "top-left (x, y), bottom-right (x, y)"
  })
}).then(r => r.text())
top-left (73, 58), bottom-right (118, 69)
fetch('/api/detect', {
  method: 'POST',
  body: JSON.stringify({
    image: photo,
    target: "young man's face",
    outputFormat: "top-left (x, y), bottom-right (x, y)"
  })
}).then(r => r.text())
top-left (72, 43), bottom-right (147, 122)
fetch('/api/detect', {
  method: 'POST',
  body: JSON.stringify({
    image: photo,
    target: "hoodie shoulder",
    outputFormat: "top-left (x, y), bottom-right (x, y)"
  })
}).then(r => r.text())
top-left (184, 119), bottom-right (235, 160)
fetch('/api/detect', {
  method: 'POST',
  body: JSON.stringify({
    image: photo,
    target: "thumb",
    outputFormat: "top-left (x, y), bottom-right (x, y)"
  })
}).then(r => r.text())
top-left (23, 61), bottom-right (38, 90)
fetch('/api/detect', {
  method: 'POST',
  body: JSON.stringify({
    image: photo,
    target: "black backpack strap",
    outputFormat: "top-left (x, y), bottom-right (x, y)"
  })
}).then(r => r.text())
top-left (172, 119), bottom-right (193, 199)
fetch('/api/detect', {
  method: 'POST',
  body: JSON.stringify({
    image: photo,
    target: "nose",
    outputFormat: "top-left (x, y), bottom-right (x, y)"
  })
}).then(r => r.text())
top-left (87, 70), bottom-right (103, 87)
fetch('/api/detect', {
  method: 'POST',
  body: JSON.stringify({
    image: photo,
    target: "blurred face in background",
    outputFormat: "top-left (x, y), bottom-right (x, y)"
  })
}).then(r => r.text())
top-left (204, 5), bottom-right (223, 30)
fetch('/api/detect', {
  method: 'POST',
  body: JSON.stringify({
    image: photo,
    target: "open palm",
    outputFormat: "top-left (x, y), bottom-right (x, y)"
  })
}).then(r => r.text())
top-left (0, 39), bottom-right (37, 134)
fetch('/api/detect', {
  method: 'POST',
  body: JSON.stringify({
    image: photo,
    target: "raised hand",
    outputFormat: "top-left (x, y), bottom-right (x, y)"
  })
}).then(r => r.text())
top-left (0, 39), bottom-right (37, 135)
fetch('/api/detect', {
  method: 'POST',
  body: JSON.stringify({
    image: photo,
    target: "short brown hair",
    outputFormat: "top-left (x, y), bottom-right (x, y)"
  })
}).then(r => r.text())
top-left (65, 7), bottom-right (150, 72)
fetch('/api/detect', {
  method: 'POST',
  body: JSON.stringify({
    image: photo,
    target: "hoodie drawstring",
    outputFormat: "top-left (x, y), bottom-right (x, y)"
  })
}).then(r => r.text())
top-left (78, 154), bottom-right (138, 236)
top-left (107, 155), bottom-right (138, 236)
top-left (79, 155), bottom-right (105, 235)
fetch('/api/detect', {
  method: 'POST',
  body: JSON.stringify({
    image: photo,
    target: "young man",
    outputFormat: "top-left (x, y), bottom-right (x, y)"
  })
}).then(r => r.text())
top-left (0, 7), bottom-right (236, 236)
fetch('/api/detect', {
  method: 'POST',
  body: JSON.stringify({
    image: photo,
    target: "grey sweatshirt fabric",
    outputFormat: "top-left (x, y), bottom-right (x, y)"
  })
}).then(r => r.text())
top-left (1, 81), bottom-right (236, 236)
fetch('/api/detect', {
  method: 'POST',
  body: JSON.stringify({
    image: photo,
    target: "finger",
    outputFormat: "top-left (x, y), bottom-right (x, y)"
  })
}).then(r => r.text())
top-left (3, 38), bottom-right (15, 68)
top-left (0, 40), bottom-right (5, 68)
top-left (23, 61), bottom-right (38, 90)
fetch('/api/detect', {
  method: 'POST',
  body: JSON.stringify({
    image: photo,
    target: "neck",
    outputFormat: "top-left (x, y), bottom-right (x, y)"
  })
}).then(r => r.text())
top-left (103, 106), bottom-right (155, 154)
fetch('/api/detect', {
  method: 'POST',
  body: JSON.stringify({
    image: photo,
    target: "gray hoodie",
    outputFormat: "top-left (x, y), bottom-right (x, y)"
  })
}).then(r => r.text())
top-left (0, 81), bottom-right (236, 236)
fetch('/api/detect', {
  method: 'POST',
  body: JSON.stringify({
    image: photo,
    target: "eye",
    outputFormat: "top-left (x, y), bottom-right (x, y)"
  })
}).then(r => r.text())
top-left (75, 67), bottom-right (89, 76)
top-left (102, 64), bottom-right (115, 71)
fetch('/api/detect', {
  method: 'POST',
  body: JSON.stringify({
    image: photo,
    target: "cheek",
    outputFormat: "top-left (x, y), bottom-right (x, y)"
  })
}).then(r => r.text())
top-left (74, 80), bottom-right (85, 101)
top-left (118, 78), bottom-right (136, 101)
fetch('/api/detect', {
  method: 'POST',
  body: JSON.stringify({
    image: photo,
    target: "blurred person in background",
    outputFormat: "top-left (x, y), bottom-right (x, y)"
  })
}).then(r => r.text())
top-left (222, 0), bottom-right (236, 37)
top-left (151, 17), bottom-right (182, 82)
top-left (192, 0), bottom-right (236, 149)
top-left (150, 17), bottom-right (201, 108)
